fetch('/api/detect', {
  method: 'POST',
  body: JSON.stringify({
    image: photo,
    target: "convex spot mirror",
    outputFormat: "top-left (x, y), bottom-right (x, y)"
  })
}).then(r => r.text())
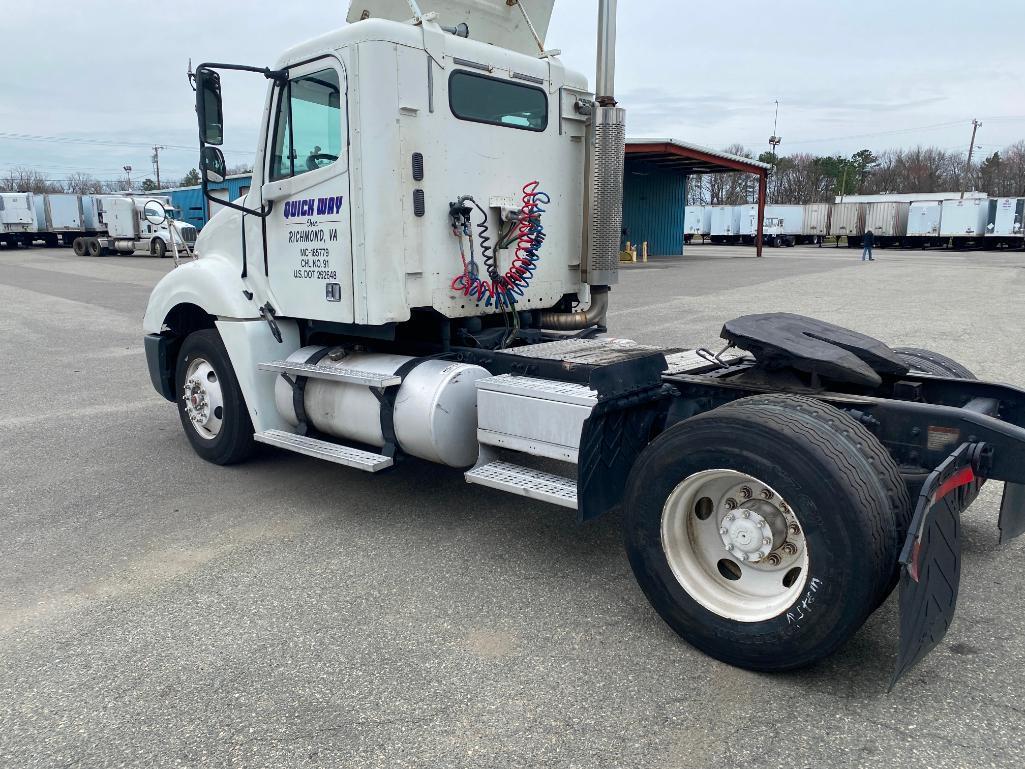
top-left (197, 68), bottom-right (224, 146)
top-left (143, 200), bottom-right (167, 226)
top-left (202, 146), bottom-right (226, 184)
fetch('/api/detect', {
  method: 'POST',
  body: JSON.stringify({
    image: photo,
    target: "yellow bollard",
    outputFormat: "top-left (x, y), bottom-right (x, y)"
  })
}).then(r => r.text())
top-left (642, 241), bottom-right (648, 263)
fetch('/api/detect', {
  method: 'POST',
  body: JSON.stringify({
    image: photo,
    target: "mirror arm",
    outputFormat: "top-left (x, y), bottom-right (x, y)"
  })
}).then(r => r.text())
top-left (203, 189), bottom-right (274, 220)
top-left (196, 62), bottom-right (286, 81)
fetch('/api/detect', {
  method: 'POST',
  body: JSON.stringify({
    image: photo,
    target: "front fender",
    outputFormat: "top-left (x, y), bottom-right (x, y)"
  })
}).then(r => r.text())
top-left (143, 255), bottom-right (258, 333)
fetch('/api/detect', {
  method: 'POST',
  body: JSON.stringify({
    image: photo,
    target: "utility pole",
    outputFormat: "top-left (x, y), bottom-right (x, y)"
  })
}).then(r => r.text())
top-left (768, 100), bottom-right (782, 162)
top-left (152, 146), bottom-right (165, 189)
top-left (960, 119), bottom-right (981, 199)
top-left (123, 165), bottom-right (133, 191)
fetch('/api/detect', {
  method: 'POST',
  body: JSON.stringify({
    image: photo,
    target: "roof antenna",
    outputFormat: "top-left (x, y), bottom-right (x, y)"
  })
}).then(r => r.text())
top-left (187, 58), bottom-right (196, 92)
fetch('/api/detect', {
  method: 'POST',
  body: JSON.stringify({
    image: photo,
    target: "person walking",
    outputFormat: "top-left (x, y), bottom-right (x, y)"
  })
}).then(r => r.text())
top-left (862, 229), bottom-right (875, 261)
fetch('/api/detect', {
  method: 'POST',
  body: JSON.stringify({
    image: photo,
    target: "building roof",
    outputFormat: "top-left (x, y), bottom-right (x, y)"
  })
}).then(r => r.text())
top-left (158, 172), bottom-right (253, 193)
top-left (834, 191), bottom-right (988, 203)
top-left (626, 138), bottom-right (772, 175)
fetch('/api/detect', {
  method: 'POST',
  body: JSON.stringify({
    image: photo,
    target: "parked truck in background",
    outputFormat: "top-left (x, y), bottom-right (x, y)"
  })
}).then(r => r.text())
top-left (29, 193), bottom-right (197, 256)
top-left (141, 0), bottom-right (1025, 687)
top-left (0, 192), bottom-right (38, 248)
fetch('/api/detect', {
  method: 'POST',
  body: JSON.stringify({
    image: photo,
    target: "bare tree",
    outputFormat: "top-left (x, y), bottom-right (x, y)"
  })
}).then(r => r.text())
top-left (0, 166), bottom-right (62, 194)
top-left (64, 173), bottom-right (105, 195)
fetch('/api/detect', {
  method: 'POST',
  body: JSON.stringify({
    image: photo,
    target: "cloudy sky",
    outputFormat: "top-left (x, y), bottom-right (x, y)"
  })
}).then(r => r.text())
top-left (2, 0), bottom-right (1023, 186)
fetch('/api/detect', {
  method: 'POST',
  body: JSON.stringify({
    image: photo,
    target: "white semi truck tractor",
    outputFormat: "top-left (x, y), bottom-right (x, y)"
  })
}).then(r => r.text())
top-left (70, 195), bottom-right (197, 257)
top-left (143, 0), bottom-right (1025, 686)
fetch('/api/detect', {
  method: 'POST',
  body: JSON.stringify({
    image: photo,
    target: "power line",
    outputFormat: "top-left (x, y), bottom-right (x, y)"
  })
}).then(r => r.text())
top-left (0, 130), bottom-right (256, 155)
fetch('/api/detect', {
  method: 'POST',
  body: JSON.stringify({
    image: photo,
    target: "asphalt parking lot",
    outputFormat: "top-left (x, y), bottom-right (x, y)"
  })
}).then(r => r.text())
top-left (1, 242), bottom-right (1024, 768)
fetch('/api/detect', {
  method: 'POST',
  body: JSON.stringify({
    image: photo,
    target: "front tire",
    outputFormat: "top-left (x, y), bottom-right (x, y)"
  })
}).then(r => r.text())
top-left (153, 238), bottom-right (167, 258)
top-left (175, 329), bottom-right (255, 465)
top-left (624, 398), bottom-right (896, 672)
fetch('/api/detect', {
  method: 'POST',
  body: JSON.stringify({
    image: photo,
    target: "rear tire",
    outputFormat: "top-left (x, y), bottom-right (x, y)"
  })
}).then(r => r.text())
top-left (73, 238), bottom-right (87, 256)
top-left (892, 347), bottom-right (976, 380)
top-left (175, 329), bottom-right (255, 465)
top-left (86, 238), bottom-right (103, 257)
top-left (624, 399), bottom-right (896, 672)
top-left (722, 394), bottom-right (911, 602)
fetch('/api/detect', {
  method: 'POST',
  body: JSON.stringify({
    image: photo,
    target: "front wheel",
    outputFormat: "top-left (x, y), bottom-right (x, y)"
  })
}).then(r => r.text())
top-left (624, 398), bottom-right (896, 672)
top-left (153, 238), bottom-right (167, 258)
top-left (175, 329), bottom-right (255, 465)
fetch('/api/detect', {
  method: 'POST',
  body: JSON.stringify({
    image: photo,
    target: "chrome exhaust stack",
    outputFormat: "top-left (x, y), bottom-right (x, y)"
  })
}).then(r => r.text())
top-left (581, 0), bottom-right (626, 291)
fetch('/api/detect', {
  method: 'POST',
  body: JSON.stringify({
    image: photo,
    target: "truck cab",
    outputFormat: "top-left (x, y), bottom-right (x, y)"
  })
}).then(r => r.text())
top-left (141, 0), bottom-right (1025, 686)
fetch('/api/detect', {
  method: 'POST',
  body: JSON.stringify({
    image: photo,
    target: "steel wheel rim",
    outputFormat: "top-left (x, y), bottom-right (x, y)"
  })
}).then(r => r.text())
top-left (182, 356), bottom-right (224, 440)
top-left (661, 469), bottom-right (809, 622)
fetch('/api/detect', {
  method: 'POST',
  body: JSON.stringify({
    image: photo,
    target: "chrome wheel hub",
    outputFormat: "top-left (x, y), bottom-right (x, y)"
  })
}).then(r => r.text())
top-left (182, 357), bottom-right (224, 440)
top-left (661, 469), bottom-right (810, 622)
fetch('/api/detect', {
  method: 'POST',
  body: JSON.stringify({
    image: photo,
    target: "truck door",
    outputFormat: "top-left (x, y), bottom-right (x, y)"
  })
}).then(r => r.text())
top-left (261, 57), bottom-right (353, 323)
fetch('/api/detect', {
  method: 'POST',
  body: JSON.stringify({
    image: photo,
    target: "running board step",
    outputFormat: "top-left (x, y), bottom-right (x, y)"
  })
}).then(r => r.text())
top-left (259, 360), bottom-right (401, 388)
top-left (464, 461), bottom-right (578, 509)
top-left (254, 429), bottom-right (393, 472)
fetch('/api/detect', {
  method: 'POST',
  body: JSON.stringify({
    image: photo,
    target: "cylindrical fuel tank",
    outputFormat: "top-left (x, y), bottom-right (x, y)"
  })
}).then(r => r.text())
top-left (273, 347), bottom-right (489, 467)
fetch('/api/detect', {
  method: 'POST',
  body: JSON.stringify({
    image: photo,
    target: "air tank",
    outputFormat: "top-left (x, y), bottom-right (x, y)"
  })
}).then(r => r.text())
top-left (274, 348), bottom-right (490, 467)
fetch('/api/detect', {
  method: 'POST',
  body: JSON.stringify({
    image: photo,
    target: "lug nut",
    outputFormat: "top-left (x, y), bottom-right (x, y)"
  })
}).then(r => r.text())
top-left (720, 527), bottom-right (728, 536)
top-left (789, 523), bottom-right (801, 535)
top-left (763, 537), bottom-right (771, 546)
top-left (742, 510), bottom-right (750, 518)
top-left (725, 498), bottom-right (738, 510)
top-left (737, 553), bottom-right (748, 561)
top-left (741, 486), bottom-right (752, 499)
top-left (761, 489), bottom-right (774, 500)
top-left (725, 544), bottom-right (734, 551)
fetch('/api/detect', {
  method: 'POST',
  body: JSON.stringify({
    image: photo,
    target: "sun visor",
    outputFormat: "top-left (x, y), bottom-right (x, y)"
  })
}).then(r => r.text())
top-left (346, 0), bottom-right (555, 57)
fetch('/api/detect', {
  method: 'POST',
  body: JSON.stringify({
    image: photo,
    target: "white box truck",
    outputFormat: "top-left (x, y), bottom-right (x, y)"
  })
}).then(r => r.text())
top-left (986, 198), bottom-right (1024, 249)
top-left (0, 192), bottom-right (38, 247)
top-left (138, 0), bottom-right (1025, 688)
top-left (737, 204), bottom-right (792, 247)
top-left (940, 198), bottom-right (988, 244)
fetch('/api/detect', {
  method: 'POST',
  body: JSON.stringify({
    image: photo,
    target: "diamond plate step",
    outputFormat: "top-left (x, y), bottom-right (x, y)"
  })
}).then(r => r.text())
top-left (464, 461), bottom-right (577, 509)
top-left (259, 360), bottom-right (401, 388)
top-left (254, 429), bottom-right (393, 472)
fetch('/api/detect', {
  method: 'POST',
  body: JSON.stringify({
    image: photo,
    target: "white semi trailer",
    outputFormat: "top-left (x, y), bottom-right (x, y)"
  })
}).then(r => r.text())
top-left (985, 197), bottom-right (1024, 249)
top-left (143, 0), bottom-right (1025, 686)
top-left (0, 192), bottom-right (38, 247)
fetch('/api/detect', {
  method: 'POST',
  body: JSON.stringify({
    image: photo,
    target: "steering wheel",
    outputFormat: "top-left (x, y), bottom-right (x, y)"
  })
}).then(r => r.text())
top-left (306, 153), bottom-right (338, 170)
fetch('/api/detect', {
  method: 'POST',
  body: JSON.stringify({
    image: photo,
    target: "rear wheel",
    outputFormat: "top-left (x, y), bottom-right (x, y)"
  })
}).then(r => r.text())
top-left (72, 238), bottom-right (87, 256)
top-left (624, 398), bottom-right (896, 671)
top-left (175, 329), bottom-right (255, 465)
top-left (86, 238), bottom-right (103, 257)
top-left (892, 347), bottom-right (976, 380)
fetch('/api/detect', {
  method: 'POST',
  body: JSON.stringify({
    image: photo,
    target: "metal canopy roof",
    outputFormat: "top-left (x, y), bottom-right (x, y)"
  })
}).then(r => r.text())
top-left (626, 138), bottom-right (771, 176)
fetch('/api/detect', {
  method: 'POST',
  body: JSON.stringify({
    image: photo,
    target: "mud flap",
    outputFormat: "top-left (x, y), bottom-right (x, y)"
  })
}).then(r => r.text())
top-left (891, 443), bottom-right (981, 688)
top-left (999, 483), bottom-right (1025, 544)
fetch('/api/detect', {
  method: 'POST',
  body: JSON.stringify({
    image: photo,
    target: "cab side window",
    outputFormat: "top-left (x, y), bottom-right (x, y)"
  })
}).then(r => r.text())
top-left (269, 68), bottom-right (342, 182)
